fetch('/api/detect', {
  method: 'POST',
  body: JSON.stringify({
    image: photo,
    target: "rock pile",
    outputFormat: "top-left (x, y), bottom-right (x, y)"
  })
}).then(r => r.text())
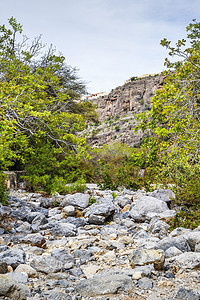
top-left (0, 185), bottom-right (200, 299)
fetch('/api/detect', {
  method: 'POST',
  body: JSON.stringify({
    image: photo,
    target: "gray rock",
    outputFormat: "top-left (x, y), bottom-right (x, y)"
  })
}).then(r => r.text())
top-left (149, 218), bottom-right (169, 237)
top-left (32, 213), bottom-right (48, 227)
top-left (20, 233), bottom-right (46, 248)
top-left (8, 271), bottom-right (28, 284)
top-left (75, 271), bottom-right (132, 296)
top-left (73, 249), bottom-right (94, 260)
top-left (16, 221), bottom-right (32, 234)
top-left (15, 264), bottom-right (37, 278)
top-left (149, 189), bottom-right (175, 206)
top-left (114, 196), bottom-right (131, 208)
top-left (129, 248), bottom-right (165, 270)
top-left (155, 235), bottom-right (191, 252)
top-left (174, 288), bottom-right (199, 300)
top-left (51, 248), bottom-right (75, 266)
top-left (85, 201), bottom-right (116, 225)
top-left (170, 252), bottom-right (200, 270)
top-left (40, 197), bottom-right (54, 208)
top-left (62, 193), bottom-right (90, 210)
top-left (66, 216), bottom-right (87, 227)
top-left (62, 205), bottom-right (76, 217)
top-left (129, 196), bottom-right (169, 222)
top-left (184, 232), bottom-right (200, 251)
top-left (50, 222), bottom-right (76, 237)
top-left (165, 246), bottom-right (183, 258)
top-left (138, 277), bottom-right (153, 289)
top-left (0, 248), bottom-right (26, 269)
top-left (0, 274), bottom-right (30, 299)
top-left (30, 255), bottom-right (63, 274)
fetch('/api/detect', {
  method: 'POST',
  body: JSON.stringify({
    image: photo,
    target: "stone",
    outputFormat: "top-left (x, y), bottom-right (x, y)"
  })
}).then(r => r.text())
top-left (30, 255), bottom-right (63, 274)
top-left (0, 248), bottom-right (26, 269)
top-left (66, 216), bottom-right (87, 227)
top-left (51, 248), bottom-right (75, 266)
top-left (170, 252), bottom-right (200, 270)
top-left (129, 248), bottom-right (165, 270)
top-left (85, 201), bottom-right (116, 225)
top-left (40, 197), bottom-right (54, 208)
top-left (15, 221), bottom-right (32, 234)
top-left (149, 189), bottom-right (175, 206)
top-left (62, 205), bottom-right (76, 217)
top-left (50, 222), bottom-right (76, 237)
top-left (75, 271), bottom-right (132, 296)
top-left (0, 274), bottom-right (30, 299)
top-left (15, 264), bottom-right (37, 278)
top-left (8, 271), bottom-right (28, 284)
top-left (20, 233), bottom-right (46, 248)
top-left (138, 277), bottom-right (153, 289)
top-left (31, 213), bottom-right (48, 227)
top-left (129, 196), bottom-right (169, 222)
top-left (174, 288), bottom-right (199, 300)
top-left (155, 235), bottom-right (191, 252)
top-left (62, 193), bottom-right (90, 210)
top-left (184, 231), bottom-right (200, 251)
top-left (165, 246), bottom-right (183, 258)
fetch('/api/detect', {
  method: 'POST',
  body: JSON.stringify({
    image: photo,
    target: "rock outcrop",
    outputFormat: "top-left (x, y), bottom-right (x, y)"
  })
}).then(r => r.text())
top-left (87, 73), bottom-right (163, 147)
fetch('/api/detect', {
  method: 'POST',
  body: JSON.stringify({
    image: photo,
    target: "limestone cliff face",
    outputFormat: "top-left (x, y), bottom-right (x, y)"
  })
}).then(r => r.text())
top-left (93, 73), bottom-right (163, 121)
top-left (87, 73), bottom-right (163, 147)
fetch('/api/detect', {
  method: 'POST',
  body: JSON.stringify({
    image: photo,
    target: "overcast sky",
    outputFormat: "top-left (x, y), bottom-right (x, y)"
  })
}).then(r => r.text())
top-left (1, 0), bottom-right (200, 93)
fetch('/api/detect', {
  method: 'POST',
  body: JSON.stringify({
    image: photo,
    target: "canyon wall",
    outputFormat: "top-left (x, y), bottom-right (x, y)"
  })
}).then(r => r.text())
top-left (87, 73), bottom-right (164, 147)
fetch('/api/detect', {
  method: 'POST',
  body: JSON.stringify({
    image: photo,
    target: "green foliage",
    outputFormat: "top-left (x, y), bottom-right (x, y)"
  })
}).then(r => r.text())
top-left (112, 192), bottom-right (118, 199)
top-left (136, 20), bottom-right (200, 218)
top-left (0, 172), bottom-right (7, 205)
top-left (94, 142), bottom-right (144, 190)
top-left (168, 205), bottom-right (200, 230)
top-left (89, 196), bottom-right (96, 205)
top-left (0, 17), bottom-right (97, 193)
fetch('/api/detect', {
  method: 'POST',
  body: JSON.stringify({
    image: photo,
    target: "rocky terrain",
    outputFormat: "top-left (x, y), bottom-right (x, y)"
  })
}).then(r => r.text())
top-left (86, 74), bottom-right (163, 147)
top-left (0, 185), bottom-right (200, 299)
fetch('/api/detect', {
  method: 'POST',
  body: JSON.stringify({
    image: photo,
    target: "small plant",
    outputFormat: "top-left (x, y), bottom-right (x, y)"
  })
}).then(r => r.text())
top-left (112, 192), bottom-right (118, 199)
top-left (89, 196), bottom-right (96, 205)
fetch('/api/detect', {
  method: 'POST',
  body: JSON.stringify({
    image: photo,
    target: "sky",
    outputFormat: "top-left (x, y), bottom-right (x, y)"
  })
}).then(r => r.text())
top-left (1, 0), bottom-right (200, 94)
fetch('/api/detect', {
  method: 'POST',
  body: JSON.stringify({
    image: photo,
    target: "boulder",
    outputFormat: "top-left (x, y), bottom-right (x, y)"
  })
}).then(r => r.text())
top-left (129, 196), bottom-right (170, 222)
top-left (50, 222), bottom-right (76, 237)
top-left (20, 233), bottom-right (46, 248)
top-left (0, 274), bottom-right (30, 299)
top-left (62, 193), bottom-right (90, 210)
top-left (169, 252), bottom-right (200, 270)
top-left (0, 248), bottom-right (26, 269)
top-left (84, 201), bottom-right (116, 225)
top-left (155, 235), bottom-right (191, 252)
top-left (129, 248), bottom-right (165, 270)
top-left (75, 271), bottom-right (132, 296)
top-left (15, 264), bottom-right (37, 278)
top-left (30, 255), bottom-right (63, 274)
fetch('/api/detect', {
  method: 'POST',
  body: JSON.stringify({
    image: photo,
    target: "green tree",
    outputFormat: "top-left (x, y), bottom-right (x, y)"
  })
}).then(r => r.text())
top-left (0, 17), bottom-right (96, 195)
top-left (137, 19), bottom-right (200, 207)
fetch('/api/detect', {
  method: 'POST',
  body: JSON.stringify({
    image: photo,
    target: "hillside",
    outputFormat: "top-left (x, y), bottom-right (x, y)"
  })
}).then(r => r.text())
top-left (86, 73), bottom-right (163, 147)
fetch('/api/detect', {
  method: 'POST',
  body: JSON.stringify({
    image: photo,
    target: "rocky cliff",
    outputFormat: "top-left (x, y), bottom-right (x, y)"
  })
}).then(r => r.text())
top-left (87, 73), bottom-right (163, 147)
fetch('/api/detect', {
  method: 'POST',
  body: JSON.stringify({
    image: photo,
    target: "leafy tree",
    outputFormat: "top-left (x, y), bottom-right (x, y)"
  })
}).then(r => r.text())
top-left (137, 19), bottom-right (200, 208)
top-left (0, 17), bottom-right (96, 195)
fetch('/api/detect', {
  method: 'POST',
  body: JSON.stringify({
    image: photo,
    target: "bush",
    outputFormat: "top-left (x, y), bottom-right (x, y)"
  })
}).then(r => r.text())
top-left (0, 172), bottom-right (7, 205)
